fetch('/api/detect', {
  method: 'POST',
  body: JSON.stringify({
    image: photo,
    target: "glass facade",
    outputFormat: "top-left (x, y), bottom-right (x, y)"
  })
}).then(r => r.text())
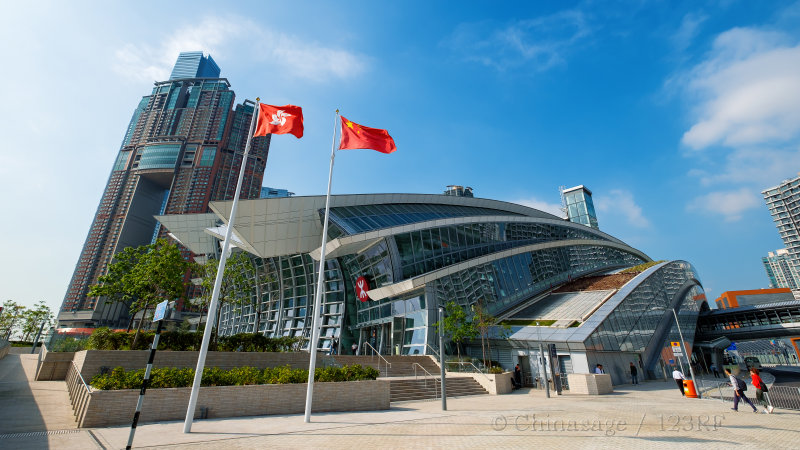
top-left (562, 186), bottom-right (599, 229)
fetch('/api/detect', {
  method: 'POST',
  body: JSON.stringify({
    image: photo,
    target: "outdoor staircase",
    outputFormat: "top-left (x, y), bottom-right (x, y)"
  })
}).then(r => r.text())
top-left (331, 355), bottom-right (441, 377)
top-left (389, 376), bottom-right (489, 402)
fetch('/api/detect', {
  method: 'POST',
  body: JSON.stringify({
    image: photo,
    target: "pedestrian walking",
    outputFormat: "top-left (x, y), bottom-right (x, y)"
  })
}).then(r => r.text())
top-left (710, 363), bottom-right (720, 378)
top-left (330, 337), bottom-right (338, 355)
top-left (630, 362), bottom-right (639, 385)
top-left (672, 368), bottom-right (686, 396)
top-left (725, 368), bottom-right (757, 413)
top-left (749, 367), bottom-right (773, 414)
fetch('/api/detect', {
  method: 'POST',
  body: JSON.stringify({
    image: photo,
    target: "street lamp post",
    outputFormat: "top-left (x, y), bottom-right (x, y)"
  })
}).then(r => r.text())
top-left (438, 306), bottom-right (447, 411)
top-left (537, 321), bottom-right (549, 398)
top-left (672, 308), bottom-right (700, 399)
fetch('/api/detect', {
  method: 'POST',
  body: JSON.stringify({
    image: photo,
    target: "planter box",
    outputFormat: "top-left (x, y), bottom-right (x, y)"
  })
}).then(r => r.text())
top-left (75, 380), bottom-right (389, 428)
top-left (567, 373), bottom-right (613, 395)
top-left (464, 372), bottom-right (513, 395)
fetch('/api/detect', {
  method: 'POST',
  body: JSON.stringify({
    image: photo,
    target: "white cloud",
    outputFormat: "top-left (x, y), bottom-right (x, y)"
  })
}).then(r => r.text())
top-left (686, 188), bottom-right (761, 222)
top-left (681, 28), bottom-right (800, 150)
top-left (113, 16), bottom-right (367, 83)
top-left (595, 190), bottom-right (651, 228)
top-left (687, 146), bottom-right (800, 187)
top-left (443, 9), bottom-right (591, 72)
top-left (513, 197), bottom-right (564, 217)
top-left (672, 12), bottom-right (708, 53)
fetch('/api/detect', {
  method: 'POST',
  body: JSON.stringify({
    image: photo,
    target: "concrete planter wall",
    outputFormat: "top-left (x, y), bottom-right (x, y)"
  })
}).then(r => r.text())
top-left (75, 380), bottom-right (389, 428)
top-left (0, 342), bottom-right (9, 360)
top-left (35, 346), bottom-right (76, 380)
top-left (567, 373), bottom-right (613, 395)
top-left (463, 372), bottom-right (513, 395)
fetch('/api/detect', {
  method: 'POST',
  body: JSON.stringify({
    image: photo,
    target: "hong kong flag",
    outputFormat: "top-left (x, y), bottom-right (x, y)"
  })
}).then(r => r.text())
top-left (339, 116), bottom-right (396, 154)
top-left (254, 103), bottom-right (304, 138)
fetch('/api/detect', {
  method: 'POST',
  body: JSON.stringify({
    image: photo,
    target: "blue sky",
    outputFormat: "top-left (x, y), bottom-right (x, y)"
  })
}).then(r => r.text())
top-left (2, 1), bottom-right (800, 314)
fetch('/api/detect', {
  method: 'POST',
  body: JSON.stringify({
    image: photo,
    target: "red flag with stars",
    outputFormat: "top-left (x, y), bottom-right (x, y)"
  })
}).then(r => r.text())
top-left (338, 116), bottom-right (396, 154)
top-left (254, 103), bottom-right (304, 138)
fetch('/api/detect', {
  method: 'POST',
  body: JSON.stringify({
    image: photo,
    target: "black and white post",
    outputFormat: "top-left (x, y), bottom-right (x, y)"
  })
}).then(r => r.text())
top-left (126, 300), bottom-right (171, 450)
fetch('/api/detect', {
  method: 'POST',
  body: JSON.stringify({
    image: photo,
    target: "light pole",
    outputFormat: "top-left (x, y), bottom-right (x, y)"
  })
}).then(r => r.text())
top-left (536, 321), bottom-right (549, 398)
top-left (672, 308), bottom-right (700, 399)
top-left (438, 306), bottom-right (447, 411)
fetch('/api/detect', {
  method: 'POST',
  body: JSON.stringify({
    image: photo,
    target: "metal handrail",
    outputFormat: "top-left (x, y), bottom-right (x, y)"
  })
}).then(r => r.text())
top-left (412, 362), bottom-right (441, 399)
top-left (363, 341), bottom-right (392, 377)
top-left (444, 360), bottom-right (491, 381)
top-left (71, 360), bottom-right (92, 393)
top-left (425, 344), bottom-right (441, 360)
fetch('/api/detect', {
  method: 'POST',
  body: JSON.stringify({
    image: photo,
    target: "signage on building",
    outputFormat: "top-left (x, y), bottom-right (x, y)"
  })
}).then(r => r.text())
top-left (355, 276), bottom-right (370, 302)
top-left (671, 341), bottom-right (683, 355)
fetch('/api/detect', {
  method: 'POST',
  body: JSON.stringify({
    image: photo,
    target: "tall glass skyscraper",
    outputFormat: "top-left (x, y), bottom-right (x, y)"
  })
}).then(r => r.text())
top-left (59, 52), bottom-right (270, 328)
top-left (763, 175), bottom-right (800, 281)
top-left (561, 185), bottom-right (599, 229)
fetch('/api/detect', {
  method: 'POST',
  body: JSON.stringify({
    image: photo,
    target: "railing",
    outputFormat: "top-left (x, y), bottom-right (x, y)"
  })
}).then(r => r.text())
top-left (699, 380), bottom-right (800, 411)
top-left (412, 362), bottom-right (441, 400)
top-left (363, 342), bottom-right (391, 378)
top-left (425, 344), bottom-right (441, 361)
top-left (65, 360), bottom-right (92, 426)
top-left (444, 361), bottom-right (491, 382)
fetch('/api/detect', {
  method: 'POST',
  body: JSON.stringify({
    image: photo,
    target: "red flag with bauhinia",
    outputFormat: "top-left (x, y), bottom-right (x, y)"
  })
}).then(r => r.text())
top-left (339, 116), bottom-right (396, 154)
top-left (254, 103), bottom-right (304, 138)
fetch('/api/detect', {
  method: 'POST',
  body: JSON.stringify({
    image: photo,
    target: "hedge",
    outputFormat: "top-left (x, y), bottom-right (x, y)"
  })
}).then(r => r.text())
top-left (90, 364), bottom-right (380, 390)
top-left (85, 328), bottom-right (306, 352)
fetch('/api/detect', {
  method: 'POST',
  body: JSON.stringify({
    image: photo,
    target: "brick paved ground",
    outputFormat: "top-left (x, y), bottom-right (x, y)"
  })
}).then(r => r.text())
top-left (1, 376), bottom-right (797, 449)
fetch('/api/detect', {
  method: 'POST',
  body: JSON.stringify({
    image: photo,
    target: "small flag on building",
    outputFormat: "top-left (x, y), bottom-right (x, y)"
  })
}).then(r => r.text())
top-left (254, 104), bottom-right (304, 138)
top-left (339, 116), bottom-right (396, 154)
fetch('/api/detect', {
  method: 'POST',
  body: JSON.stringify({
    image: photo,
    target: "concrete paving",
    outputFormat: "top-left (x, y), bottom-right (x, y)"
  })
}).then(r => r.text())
top-left (0, 375), bottom-right (798, 449)
top-left (0, 353), bottom-right (77, 434)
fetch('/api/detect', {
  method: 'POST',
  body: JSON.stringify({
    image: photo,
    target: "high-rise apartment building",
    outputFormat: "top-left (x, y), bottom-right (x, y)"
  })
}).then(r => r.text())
top-left (59, 52), bottom-right (270, 328)
top-left (762, 248), bottom-right (800, 290)
top-left (560, 185), bottom-right (599, 229)
top-left (260, 186), bottom-right (294, 198)
top-left (763, 175), bottom-right (800, 280)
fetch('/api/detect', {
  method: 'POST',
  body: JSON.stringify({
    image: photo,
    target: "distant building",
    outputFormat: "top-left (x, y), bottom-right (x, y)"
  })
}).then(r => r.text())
top-left (560, 185), bottom-right (599, 229)
top-left (714, 288), bottom-right (795, 309)
top-left (762, 249), bottom-right (800, 290)
top-left (763, 175), bottom-right (800, 277)
top-left (260, 187), bottom-right (294, 198)
top-left (59, 51), bottom-right (270, 328)
top-left (443, 185), bottom-right (473, 197)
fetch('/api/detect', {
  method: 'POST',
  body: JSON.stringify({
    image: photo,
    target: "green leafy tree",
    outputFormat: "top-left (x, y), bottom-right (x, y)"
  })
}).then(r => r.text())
top-left (197, 251), bottom-right (256, 344)
top-left (89, 239), bottom-right (192, 348)
top-left (433, 301), bottom-right (477, 361)
top-left (1, 300), bottom-right (27, 340)
top-left (20, 301), bottom-right (53, 341)
top-left (473, 298), bottom-right (511, 370)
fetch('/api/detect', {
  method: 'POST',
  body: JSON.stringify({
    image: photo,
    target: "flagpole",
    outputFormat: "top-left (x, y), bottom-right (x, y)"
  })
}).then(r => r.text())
top-left (183, 98), bottom-right (261, 434)
top-left (304, 109), bottom-right (339, 423)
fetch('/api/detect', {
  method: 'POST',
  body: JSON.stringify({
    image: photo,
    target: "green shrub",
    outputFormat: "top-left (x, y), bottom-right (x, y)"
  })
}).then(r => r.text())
top-left (489, 366), bottom-right (504, 374)
top-left (90, 364), bottom-right (379, 390)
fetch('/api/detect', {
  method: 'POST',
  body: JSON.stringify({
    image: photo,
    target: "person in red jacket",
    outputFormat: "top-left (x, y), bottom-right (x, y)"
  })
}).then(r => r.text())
top-left (750, 367), bottom-right (774, 414)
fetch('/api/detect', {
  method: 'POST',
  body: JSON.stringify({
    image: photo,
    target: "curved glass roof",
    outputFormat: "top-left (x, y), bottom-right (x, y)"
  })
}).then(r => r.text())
top-left (326, 203), bottom-right (524, 235)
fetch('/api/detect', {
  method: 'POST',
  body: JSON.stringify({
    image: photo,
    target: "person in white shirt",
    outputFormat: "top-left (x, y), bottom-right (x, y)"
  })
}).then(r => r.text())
top-left (672, 368), bottom-right (686, 396)
top-left (725, 368), bottom-right (758, 413)
top-left (594, 364), bottom-right (605, 374)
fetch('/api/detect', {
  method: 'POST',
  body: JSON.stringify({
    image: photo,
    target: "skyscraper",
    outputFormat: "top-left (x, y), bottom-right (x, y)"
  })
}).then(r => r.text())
top-left (59, 52), bottom-right (270, 328)
top-left (762, 249), bottom-right (800, 290)
top-left (763, 175), bottom-right (800, 281)
top-left (560, 185), bottom-right (599, 229)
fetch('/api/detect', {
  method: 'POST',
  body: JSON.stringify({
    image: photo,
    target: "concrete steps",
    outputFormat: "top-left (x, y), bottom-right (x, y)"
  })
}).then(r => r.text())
top-left (390, 377), bottom-right (488, 402)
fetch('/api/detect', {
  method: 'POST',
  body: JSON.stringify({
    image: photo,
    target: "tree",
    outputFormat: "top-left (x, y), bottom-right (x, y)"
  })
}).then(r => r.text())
top-left (1, 300), bottom-right (26, 340)
top-left (197, 251), bottom-right (256, 344)
top-left (89, 238), bottom-right (192, 348)
top-left (472, 298), bottom-right (511, 370)
top-left (20, 301), bottom-right (53, 341)
top-left (433, 301), bottom-right (477, 361)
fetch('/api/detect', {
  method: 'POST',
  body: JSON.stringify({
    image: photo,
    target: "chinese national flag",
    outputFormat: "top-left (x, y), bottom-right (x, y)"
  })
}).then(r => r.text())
top-left (254, 103), bottom-right (304, 138)
top-left (339, 116), bottom-right (396, 154)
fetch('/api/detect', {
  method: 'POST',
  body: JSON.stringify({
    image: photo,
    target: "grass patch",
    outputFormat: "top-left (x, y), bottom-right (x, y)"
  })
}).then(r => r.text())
top-left (619, 260), bottom-right (666, 274)
top-left (501, 319), bottom-right (557, 327)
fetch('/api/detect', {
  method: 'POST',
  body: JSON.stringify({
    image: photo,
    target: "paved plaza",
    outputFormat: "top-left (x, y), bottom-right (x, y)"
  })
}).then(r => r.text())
top-left (1, 352), bottom-right (798, 449)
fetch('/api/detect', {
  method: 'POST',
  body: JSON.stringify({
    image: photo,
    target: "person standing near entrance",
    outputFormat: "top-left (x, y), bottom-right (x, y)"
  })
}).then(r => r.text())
top-left (331, 337), bottom-right (338, 355)
top-left (710, 363), bottom-right (720, 378)
top-left (672, 367), bottom-right (686, 396)
top-left (725, 368), bottom-right (757, 413)
top-left (351, 342), bottom-right (358, 355)
top-left (630, 362), bottom-right (639, 385)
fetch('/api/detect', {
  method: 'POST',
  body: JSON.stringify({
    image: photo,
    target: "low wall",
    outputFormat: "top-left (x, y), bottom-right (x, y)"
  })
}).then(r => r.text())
top-left (76, 380), bottom-right (389, 428)
top-left (35, 346), bottom-right (76, 380)
top-left (0, 341), bottom-right (9, 360)
top-left (464, 372), bottom-right (512, 395)
top-left (567, 374), bottom-right (613, 395)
